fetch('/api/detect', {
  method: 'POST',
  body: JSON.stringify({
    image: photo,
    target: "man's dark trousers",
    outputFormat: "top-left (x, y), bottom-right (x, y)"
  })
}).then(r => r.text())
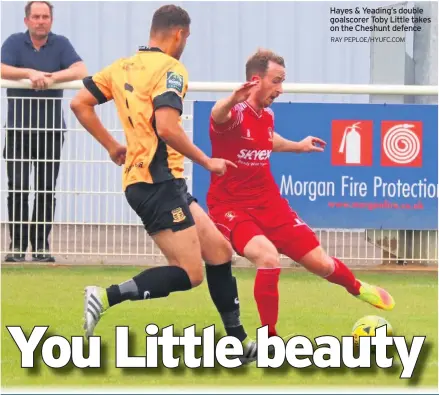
top-left (3, 129), bottom-right (64, 253)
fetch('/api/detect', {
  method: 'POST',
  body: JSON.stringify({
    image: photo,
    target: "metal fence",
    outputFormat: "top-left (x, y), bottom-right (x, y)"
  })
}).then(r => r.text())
top-left (1, 82), bottom-right (437, 267)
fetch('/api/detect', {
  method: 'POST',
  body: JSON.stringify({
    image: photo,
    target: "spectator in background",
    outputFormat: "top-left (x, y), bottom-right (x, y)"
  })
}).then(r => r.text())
top-left (1, 1), bottom-right (87, 262)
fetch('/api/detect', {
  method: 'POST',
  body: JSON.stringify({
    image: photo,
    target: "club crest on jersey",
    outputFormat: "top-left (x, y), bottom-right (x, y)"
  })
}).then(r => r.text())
top-left (225, 211), bottom-right (236, 221)
top-left (166, 71), bottom-right (184, 94)
top-left (172, 207), bottom-right (186, 223)
top-left (268, 127), bottom-right (274, 141)
top-left (242, 129), bottom-right (254, 141)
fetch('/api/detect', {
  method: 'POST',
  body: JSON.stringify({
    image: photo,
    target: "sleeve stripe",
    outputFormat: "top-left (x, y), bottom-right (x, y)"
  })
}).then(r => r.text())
top-left (213, 105), bottom-right (244, 134)
top-left (265, 107), bottom-right (275, 119)
top-left (153, 91), bottom-right (183, 114)
top-left (83, 76), bottom-right (108, 104)
top-left (224, 110), bottom-right (243, 131)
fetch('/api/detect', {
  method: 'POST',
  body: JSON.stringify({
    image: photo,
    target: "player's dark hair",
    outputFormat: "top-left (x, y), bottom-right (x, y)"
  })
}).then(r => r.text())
top-left (246, 49), bottom-right (285, 81)
top-left (25, 1), bottom-right (53, 18)
top-left (150, 5), bottom-right (191, 34)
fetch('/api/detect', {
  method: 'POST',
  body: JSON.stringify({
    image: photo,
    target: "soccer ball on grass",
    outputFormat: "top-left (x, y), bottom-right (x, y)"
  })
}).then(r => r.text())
top-left (351, 315), bottom-right (393, 346)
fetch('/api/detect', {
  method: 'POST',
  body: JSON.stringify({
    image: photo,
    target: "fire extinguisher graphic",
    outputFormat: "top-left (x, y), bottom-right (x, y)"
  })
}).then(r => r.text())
top-left (338, 122), bottom-right (361, 164)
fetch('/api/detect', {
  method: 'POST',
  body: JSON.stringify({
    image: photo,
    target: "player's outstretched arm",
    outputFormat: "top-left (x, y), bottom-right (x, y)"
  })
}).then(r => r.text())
top-left (70, 89), bottom-right (126, 166)
top-left (211, 81), bottom-right (259, 124)
top-left (155, 107), bottom-right (236, 176)
top-left (273, 132), bottom-right (326, 153)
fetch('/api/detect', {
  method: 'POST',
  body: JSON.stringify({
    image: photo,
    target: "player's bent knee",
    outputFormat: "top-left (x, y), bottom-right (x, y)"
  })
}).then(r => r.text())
top-left (192, 209), bottom-right (233, 264)
top-left (261, 253), bottom-right (280, 268)
top-left (244, 236), bottom-right (280, 268)
top-left (185, 264), bottom-right (204, 288)
top-left (250, 252), bottom-right (279, 269)
top-left (173, 261), bottom-right (204, 287)
top-left (167, 250), bottom-right (204, 287)
top-left (206, 236), bottom-right (233, 265)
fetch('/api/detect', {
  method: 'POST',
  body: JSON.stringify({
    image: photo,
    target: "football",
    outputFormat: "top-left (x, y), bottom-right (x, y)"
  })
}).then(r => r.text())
top-left (352, 315), bottom-right (393, 345)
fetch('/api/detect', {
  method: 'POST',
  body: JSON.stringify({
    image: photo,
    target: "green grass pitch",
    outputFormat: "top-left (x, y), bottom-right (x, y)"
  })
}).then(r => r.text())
top-left (2, 265), bottom-right (437, 389)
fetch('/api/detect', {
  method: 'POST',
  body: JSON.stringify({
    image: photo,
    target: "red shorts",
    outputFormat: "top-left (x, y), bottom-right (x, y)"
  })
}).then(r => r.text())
top-left (208, 198), bottom-right (320, 262)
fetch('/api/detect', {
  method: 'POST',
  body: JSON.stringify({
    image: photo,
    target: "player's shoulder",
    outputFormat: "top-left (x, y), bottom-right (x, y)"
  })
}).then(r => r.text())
top-left (159, 57), bottom-right (188, 98)
top-left (165, 58), bottom-right (189, 84)
top-left (144, 51), bottom-right (188, 76)
top-left (168, 58), bottom-right (188, 77)
top-left (263, 107), bottom-right (275, 120)
top-left (148, 55), bottom-right (189, 90)
top-left (170, 57), bottom-right (188, 71)
top-left (209, 102), bottom-right (248, 134)
top-left (217, 102), bottom-right (247, 125)
top-left (102, 53), bottom-right (148, 76)
top-left (101, 56), bottom-right (128, 72)
top-left (210, 102), bottom-right (247, 125)
top-left (233, 102), bottom-right (248, 113)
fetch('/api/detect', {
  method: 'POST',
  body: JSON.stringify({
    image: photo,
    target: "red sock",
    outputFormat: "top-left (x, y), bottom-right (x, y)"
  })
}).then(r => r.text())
top-left (254, 268), bottom-right (280, 337)
top-left (325, 257), bottom-right (361, 295)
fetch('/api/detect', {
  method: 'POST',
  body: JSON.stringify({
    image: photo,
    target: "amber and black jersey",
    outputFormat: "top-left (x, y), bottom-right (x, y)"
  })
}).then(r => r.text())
top-left (83, 47), bottom-right (188, 190)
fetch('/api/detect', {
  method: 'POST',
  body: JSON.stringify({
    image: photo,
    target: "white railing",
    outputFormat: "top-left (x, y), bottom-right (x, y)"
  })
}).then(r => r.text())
top-left (1, 79), bottom-right (438, 266)
top-left (2, 79), bottom-right (439, 95)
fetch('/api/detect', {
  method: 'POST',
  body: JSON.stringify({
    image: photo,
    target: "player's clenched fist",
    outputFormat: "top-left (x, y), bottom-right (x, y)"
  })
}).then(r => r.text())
top-left (108, 143), bottom-right (127, 166)
top-left (205, 157), bottom-right (237, 176)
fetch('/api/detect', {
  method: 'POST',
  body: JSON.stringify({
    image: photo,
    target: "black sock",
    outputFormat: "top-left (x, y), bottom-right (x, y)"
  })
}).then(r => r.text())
top-left (205, 261), bottom-right (247, 342)
top-left (106, 266), bottom-right (192, 307)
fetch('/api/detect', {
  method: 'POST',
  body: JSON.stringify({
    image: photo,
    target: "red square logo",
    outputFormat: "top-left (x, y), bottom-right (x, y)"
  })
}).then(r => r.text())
top-left (331, 120), bottom-right (373, 166)
top-left (381, 121), bottom-right (422, 167)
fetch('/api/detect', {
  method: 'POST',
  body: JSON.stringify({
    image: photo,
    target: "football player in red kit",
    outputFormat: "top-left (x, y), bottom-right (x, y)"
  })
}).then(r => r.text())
top-left (207, 49), bottom-right (395, 338)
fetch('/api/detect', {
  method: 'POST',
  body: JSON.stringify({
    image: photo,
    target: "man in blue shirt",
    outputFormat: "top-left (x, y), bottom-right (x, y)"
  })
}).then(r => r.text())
top-left (1, 1), bottom-right (87, 262)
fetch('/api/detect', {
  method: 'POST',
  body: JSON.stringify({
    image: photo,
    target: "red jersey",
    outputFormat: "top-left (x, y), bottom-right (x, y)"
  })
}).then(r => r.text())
top-left (207, 101), bottom-right (280, 208)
